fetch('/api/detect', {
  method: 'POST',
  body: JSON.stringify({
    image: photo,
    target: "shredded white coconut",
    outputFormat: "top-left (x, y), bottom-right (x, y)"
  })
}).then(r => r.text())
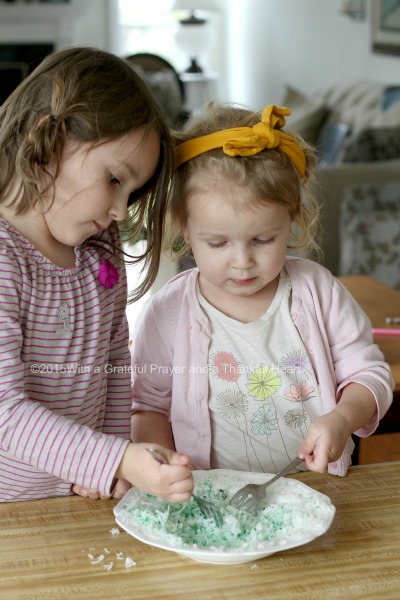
top-left (125, 557), bottom-right (137, 569)
top-left (117, 473), bottom-right (334, 553)
top-left (83, 546), bottom-right (137, 572)
top-left (90, 554), bottom-right (105, 565)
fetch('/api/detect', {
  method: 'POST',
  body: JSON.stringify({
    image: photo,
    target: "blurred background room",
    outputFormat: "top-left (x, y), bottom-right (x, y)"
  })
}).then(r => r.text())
top-left (2, 0), bottom-right (400, 318)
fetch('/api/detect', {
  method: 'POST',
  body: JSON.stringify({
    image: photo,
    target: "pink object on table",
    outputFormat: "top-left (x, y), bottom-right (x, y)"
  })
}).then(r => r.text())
top-left (372, 328), bottom-right (400, 336)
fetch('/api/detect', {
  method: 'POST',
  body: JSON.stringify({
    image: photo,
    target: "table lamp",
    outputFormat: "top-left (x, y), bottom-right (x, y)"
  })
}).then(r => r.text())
top-left (172, 0), bottom-right (219, 73)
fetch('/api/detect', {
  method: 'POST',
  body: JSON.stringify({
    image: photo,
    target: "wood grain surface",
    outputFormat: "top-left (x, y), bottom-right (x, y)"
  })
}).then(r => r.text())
top-left (1, 462), bottom-right (400, 600)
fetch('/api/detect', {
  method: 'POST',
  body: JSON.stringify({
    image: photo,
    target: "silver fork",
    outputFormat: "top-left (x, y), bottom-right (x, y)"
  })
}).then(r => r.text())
top-left (145, 447), bottom-right (224, 527)
top-left (228, 457), bottom-right (304, 511)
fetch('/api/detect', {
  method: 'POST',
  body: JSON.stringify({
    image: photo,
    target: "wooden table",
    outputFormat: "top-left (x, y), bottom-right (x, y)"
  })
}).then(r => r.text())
top-left (339, 275), bottom-right (400, 395)
top-left (1, 462), bottom-right (400, 600)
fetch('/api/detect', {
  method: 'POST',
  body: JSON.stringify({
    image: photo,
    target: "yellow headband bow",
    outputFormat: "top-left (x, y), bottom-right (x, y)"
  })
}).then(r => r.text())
top-left (174, 105), bottom-right (306, 178)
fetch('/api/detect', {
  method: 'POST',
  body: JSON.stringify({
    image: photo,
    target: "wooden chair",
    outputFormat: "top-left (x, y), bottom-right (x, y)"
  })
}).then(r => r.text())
top-left (126, 53), bottom-right (189, 129)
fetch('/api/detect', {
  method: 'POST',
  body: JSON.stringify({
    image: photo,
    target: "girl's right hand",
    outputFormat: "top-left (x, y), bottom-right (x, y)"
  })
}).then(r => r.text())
top-left (116, 442), bottom-right (194, 503)
top-left (72, 477), bottom-right (131, 500)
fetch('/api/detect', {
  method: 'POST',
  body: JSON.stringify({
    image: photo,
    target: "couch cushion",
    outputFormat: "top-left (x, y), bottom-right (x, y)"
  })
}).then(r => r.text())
top-left (281, 85), bottom-right (329, 144)
top-left (316, 121), bottom-right (350, 165)
top-left (339, 182), bottom-right (400, 290)
top-left (373, 100), bottom-right (400, 128)
top-left (381, 85), bottom-right (400, 111)
top-left (342, 127), bottom-right (400, 162)
top-left (313, 80), bottom-right (384, 138)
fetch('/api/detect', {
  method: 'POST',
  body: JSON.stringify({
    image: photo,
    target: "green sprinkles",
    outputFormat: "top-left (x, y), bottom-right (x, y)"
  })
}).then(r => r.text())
top-left (118, 474), bottom-right (332, 552)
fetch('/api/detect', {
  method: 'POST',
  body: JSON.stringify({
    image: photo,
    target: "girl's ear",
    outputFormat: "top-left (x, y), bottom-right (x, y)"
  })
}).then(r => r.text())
top-left (182, 227), bottom-right (190, 244)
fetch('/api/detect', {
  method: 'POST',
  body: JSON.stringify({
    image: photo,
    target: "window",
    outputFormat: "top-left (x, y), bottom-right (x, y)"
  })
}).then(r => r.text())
top-left (118, 0), bottom-right (186, 70)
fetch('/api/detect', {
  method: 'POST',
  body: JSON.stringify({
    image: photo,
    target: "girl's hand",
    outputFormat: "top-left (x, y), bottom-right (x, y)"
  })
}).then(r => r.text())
top-left (298, 411), bottom-right (352, 473)
top-left (189, 463), bottom-right (203, 470)
top-left (72, 478), bottom-right (131, 500)
top-left (116, 442), bottom-right (194, 502)
top-left (299, 384), bottom-right (377, 472)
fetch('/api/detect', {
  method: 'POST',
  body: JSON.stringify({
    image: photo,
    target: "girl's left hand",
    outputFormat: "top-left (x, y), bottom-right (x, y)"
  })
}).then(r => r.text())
top-left (72, 478), bottom-right (131, 500)
top-left (298, 411), bottom-right (351, 473)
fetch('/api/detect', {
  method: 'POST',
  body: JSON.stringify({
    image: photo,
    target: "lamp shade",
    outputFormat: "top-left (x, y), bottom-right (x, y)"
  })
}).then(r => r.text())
top-left (172, 0), bottom-right (219, 11)
top-left (173, 0), bottom-right (218, 73)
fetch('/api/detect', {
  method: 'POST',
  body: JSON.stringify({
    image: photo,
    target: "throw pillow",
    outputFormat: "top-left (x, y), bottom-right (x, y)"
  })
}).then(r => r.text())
top-left (342, 127), bottom-right (400, 162)
top-left (281, 85), bottom-right (329, 144)
top-left (381, 85), bottom-right (400, 111)
top-left (339, 182), bottom-right (400, 290)
top-left (373, 100), bottom-right (400, 128)
top-left (316, 121), bottom-right (350, 165)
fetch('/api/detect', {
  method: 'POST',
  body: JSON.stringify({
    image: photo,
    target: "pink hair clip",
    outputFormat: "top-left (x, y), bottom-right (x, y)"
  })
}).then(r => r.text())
top-left (98, 259), bottom-right (119, 289)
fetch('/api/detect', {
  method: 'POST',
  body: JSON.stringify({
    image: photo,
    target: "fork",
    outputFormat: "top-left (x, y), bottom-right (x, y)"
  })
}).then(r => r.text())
top-left (228, 457), bottom-right (304, 511)
top-left (145, 447), bottom-right (224, 527)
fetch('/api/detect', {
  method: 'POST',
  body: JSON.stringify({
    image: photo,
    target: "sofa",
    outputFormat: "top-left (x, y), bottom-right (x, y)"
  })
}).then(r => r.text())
top-left (282, 81), bottom-right (400, 289)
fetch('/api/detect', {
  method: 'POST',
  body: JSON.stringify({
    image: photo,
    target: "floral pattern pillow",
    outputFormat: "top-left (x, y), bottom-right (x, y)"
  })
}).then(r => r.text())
top-left (342, 127), bottom-right (400, 162)
top-left (339, 182), bottom-right (400, 290)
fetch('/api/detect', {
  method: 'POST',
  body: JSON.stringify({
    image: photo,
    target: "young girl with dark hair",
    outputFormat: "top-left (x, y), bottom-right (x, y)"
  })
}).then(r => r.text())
top-left (0, 47), bottom-right (193, 502)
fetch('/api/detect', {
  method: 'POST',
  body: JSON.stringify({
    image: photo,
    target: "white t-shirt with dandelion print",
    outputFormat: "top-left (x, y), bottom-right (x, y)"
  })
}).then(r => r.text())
top-left (198, 269), bottom-right (324, 474)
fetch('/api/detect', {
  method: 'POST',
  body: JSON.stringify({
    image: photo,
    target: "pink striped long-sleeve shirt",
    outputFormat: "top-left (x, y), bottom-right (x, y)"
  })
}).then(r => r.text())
top-left (0, 219), bottom-right (132, 501)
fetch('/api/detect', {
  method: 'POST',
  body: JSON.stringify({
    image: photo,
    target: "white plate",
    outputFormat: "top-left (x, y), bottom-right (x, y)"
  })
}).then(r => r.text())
top-left (114, 469), bottom-right (335, 565)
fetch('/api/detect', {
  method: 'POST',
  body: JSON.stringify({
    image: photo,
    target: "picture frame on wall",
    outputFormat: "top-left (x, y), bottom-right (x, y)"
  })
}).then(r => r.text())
top-left (372, 0), bottom-right (400, 55)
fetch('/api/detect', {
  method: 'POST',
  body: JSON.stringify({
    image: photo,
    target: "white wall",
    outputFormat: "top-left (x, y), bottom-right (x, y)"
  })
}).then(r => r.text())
top-left (0, 0), bottom-right (110, 51)
top-left (221, 0), bottom-right (400, 109)
top-left (73, 0), bottom-right (109, 49)
top-left (3, 0), bottom-right (399, 111)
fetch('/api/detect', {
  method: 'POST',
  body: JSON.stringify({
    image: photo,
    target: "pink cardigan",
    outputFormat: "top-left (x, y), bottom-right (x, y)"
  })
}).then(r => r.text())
top-left (131, 258), bottom-right (393, 476)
